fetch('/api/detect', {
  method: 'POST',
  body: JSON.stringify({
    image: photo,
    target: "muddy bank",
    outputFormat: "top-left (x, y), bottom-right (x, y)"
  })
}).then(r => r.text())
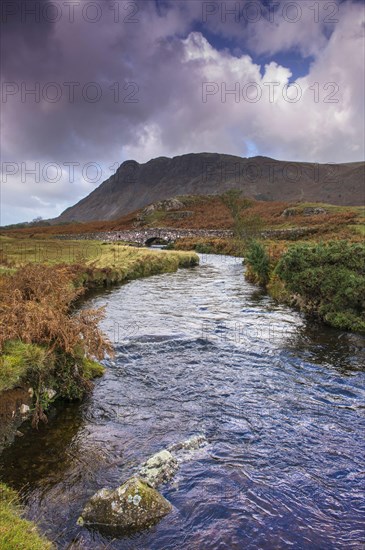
top-left (0, 387), bottom-right (32, 453)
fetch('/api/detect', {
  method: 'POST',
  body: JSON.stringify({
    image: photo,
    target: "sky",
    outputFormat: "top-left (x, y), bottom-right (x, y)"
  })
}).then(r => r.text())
top-left (1, 0), bottom-right (364, 225)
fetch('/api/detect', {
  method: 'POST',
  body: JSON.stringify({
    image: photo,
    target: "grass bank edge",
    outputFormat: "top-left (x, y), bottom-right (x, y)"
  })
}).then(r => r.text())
top-left (0, 483), bottom-right (54, 550)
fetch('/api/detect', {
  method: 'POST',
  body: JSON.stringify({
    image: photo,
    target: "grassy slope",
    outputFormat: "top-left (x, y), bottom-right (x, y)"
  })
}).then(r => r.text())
top-left (0, 237), bottom-right (198, 275)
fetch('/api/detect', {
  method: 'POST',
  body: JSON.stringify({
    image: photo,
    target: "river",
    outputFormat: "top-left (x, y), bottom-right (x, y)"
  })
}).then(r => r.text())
top-left (1, 254), bottom-right (364, 549)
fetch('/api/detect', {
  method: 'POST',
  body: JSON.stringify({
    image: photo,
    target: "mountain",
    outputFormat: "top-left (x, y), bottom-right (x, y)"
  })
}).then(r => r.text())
top-left (57, 153), bottom-right (365, 222)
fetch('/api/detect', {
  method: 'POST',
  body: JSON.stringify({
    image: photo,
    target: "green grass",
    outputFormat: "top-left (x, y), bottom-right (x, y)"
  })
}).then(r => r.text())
top-left (299, 202), bottom-right (365, 215)
top-left (0, 237), bottom-right (198, 273)
top-left (143, 210), bottom-right (167, 226)
top-left (349, 224), bottom-right (365, 235)
top-left (0, 341), bottom-right (47, 393)
top-left (0, 483), bottom-right (53, 549)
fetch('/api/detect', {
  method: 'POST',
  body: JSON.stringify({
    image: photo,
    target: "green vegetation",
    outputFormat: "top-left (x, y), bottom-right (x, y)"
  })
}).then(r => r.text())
top-left (244, 240), bottom-right (270, 286)
top-left (275, 241), bottom-right (365, 332)
top-left (221, 190), bottom-right (264, 241)
top-left (245, 239), bottom-right (365, 332)
top-left (0, 483), bottom-right (53, 549)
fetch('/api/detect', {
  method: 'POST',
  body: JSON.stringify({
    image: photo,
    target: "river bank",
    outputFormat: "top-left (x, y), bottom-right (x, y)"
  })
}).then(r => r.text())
top-left (0, 483), bottom-right (54, 550)
top-left (243, 239), bottom-right (365, 333)
top-left (0, 238), bottom-right (198, 549)
top-left (0, 237), bottom-right (198, 445)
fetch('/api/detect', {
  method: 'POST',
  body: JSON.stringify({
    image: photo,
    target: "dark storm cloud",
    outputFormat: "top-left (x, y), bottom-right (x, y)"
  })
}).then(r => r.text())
top-left (1, 0), bottom-right (364, 224)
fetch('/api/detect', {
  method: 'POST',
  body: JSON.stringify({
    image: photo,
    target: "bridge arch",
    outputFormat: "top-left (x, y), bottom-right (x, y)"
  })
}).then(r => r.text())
top-left (145, 236), bottom-right (170, 247)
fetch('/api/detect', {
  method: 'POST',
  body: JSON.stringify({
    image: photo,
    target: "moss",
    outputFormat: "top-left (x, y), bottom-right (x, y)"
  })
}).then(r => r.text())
top-left (0, 341), bottom-right (48, 393)
top-left (83, 358), bottom-right (105, 379)
top-left (0, 355), bottom-right (27, 393)
top-left (0, 483), bottom-right (54, 549)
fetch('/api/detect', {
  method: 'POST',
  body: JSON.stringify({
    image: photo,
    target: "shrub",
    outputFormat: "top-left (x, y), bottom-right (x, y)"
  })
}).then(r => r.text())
top-left (244, 240), bottom-right (270, 286)
top-left (0, 264), bottom-right (112, 358)
top-left (275, 241), bottom-right (365, 332)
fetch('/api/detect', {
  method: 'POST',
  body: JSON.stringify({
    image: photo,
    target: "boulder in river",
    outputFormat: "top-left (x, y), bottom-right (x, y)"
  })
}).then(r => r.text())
top-left (78, 476), bottom-right (172, 535)
top-left (78, 434), bottom-right (208, 536)
top-left (138, 449), bottom-right (179, 488)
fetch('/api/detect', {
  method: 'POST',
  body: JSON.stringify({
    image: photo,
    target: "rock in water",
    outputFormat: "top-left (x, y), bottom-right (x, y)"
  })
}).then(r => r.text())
top-left (79, 477), bottom-right (172, 535)
top-left (138, 450), bottom-right (179, 488)
top-left (168, 434), bottom-right (207, 453)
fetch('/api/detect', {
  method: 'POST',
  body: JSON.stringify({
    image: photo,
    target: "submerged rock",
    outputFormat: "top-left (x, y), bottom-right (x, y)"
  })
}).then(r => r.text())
top-left (79, 477), bottom-right (172, 535)
top-left (138, 450), bottom-right (179, 488)
top-left (137, 435), bottom-right (207, 488)
top-left (168, 434), bottom-right (207, 454)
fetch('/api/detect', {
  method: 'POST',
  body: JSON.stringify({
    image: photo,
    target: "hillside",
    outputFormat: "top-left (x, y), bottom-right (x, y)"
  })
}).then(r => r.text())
top-left (4, 195), bottom-right (364, 244)
top-left (56, 153), bottom-right (365, 223)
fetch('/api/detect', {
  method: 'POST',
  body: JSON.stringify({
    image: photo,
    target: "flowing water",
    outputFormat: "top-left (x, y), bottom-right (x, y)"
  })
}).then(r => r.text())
top-left (1, 254), bottom-right (364, 549)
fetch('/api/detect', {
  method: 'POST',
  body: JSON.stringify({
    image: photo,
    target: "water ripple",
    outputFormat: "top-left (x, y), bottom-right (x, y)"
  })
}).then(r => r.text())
top-left (0, 254), bottom-right (364, 549)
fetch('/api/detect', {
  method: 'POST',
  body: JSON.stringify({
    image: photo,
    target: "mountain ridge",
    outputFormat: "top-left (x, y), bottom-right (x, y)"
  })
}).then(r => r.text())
top-left (57, 153), bottom-right (365, 222)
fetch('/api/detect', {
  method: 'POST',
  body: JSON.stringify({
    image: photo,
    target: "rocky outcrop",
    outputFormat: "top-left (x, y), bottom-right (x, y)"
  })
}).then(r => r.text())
top-left (140, 198), bottom-right (185, 216)
top-left (78, 477), bottom-right (172, 535)
top-left (303, 206), bottom-right (327, 216)
top-left (282, 206), bottom-right (328, 217)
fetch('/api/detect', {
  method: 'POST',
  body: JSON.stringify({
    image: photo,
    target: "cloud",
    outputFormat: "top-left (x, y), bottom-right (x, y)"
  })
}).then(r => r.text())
top-left (1, 0), bottom-right (364, 224)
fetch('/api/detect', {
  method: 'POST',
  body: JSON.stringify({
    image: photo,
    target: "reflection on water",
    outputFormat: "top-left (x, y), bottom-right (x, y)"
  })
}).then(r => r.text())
top-left (1, 254), bottom-right (364, 549)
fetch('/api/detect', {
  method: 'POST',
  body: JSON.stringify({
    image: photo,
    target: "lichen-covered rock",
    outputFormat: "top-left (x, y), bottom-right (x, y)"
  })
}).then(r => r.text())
top-left (168, 434), bottom-right (207, 453)
top-left (79, 477), bottom-right (171, 535)
top-left (138, 450), bottom-right (179, 488)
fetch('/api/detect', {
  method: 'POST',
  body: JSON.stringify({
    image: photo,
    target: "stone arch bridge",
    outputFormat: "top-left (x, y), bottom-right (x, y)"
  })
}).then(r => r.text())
top-left (56, 228), bottom-right (233, 246)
